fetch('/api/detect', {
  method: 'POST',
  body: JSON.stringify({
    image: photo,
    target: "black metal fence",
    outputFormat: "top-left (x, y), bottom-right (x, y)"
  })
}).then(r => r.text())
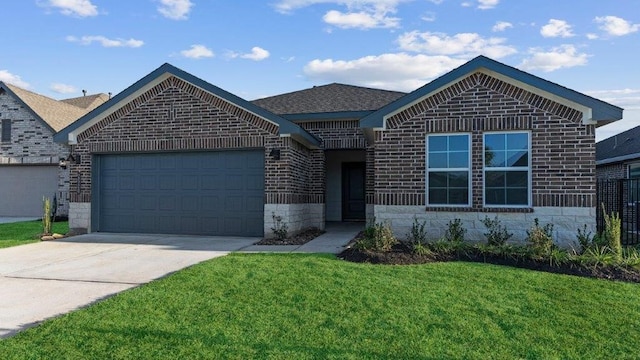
top-left (597, 179), bottom-right (640, 245)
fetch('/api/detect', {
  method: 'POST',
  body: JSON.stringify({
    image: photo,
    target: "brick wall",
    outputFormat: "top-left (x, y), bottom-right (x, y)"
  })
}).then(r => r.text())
top-left (69, 76), bottom-right (321, 233)
top-left (596, 163), bottom-right (627, 179)
top-left (373, 72), bottom-right (595, 210)
top-left (0, 89), bottom-right (70, 215)
top-left (300, 120), bottom-right (367, 149)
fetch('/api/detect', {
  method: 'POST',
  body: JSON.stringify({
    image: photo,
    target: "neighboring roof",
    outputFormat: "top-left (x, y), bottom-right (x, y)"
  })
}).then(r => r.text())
top-left (1, 82), bottom-right (91, 132)
top-left (596, 125), bottom-right (640, 165)
top-left (361, 55), bottom-right (624, 128)
top-left (61, 93), bottom-right (110, 111)
top-left (252, 83), bottom-right (405, 120)
top-left (54, 63), bottom-right (320, 148)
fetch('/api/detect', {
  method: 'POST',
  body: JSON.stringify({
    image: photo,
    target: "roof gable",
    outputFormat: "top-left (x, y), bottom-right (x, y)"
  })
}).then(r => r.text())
top-left (54, 63), bottom-right (319, 148)
top-left (252, 83), bottom-right (405, 118)
top-left (0, 82), bottom-right (90, 132)
top-left (360, 56), bottom-right (623, 129)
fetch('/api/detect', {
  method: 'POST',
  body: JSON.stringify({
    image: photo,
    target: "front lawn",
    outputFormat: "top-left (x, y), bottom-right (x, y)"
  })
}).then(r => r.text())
top-left (1, 254), bottom-right (639, 359)
top-left (0, 220), bottom-right (68, 249)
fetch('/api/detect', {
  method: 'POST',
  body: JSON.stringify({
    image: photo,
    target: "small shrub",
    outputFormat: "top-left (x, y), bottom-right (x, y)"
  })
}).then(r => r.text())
top-left (355, 221), bottom-right (398, 252)
top-left (527, 218), bottom-right (554, 257)
top-left (406, 217), bottom-right (429, 254)
top-left (482, 216), bottom-right (513, 246)
top-left (412, 241), bottom-right (432, 256)
top-left (579, 245), bottom-right (615, 269)
top-left (601, 205), bottom-right (622, 261)
top-left (42, 196), bottom-right (52, 235)
top-left (548, 248), bottom-right (569, 267)
top-left (444, 219), bottom-right (466, 243)
top-left (576, 224), bottom-right (594, 254)
top-left (271, 213), bottom-right (289, 241)
top-left (621, 247), bottom-right (640, 269)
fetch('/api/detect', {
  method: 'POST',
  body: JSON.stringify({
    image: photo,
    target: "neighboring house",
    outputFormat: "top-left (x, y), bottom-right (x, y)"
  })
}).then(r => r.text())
top-left (54, 56), bottom-right (622, 245)
top-left (596, 125), bottom-right (640, 180)
top-left (0, 82), bottom-right (107, 217)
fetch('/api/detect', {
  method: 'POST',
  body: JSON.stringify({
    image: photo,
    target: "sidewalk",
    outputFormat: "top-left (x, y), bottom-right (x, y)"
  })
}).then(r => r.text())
top-left (240, 222), bottom-right (362, 254)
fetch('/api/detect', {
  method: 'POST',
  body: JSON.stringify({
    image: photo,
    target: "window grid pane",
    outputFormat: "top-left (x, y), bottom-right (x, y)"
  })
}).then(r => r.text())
top-left (483, 132), bottom-right (530, 207)
top-left (427, 134), bottom-right (470, 206)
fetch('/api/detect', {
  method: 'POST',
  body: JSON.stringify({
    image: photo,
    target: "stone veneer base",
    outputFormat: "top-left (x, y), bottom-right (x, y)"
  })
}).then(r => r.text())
top-left (373, 205), bottom-right (596, 248)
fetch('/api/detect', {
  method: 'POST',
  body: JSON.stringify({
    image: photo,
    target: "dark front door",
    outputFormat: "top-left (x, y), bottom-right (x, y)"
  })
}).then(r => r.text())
top-left (342, 162), bottom-right (365, 221)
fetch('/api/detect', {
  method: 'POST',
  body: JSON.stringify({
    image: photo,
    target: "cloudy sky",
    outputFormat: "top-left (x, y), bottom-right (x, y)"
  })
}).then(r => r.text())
top-left (1, 0), bottom-right (638, 141)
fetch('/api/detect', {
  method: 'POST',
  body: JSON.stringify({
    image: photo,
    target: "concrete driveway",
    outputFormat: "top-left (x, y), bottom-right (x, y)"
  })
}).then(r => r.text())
top-left (0, 233), bottom-right (258, 338)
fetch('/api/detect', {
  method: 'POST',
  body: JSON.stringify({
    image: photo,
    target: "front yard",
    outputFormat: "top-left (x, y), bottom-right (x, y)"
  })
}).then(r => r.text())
top-left (0, 220), bottom-right (68, 249)
top-left (1, 253), bottom-right (639, 359)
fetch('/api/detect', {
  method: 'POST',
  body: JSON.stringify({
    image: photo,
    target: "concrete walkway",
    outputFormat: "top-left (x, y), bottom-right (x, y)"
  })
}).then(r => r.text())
top-left (0, 223), bottom-right (361, 338)
top-left (0, 217), bottom-right (39, 224)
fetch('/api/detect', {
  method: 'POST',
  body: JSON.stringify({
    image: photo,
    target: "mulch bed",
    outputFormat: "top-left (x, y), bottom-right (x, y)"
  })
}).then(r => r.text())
top-left (255, 228), bottom-right (325, 245)
top-left (338, 237), bottom-right (640, 283)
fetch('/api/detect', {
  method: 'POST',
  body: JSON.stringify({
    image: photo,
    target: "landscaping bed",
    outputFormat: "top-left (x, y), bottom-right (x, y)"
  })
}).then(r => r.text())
top-left (255, 227), bottom-right (324, 245)
top-left (339, 240), bottom-right (640, 283)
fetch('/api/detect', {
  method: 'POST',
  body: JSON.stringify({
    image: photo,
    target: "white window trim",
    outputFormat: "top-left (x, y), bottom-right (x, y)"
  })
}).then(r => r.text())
top-left (482, 131), bottom-right (532, 208)
top-left (426, 133), bottom-right (472, 207)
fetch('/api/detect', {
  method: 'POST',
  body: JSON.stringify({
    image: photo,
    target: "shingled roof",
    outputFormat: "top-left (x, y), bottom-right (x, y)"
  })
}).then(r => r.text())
top-left (2, 83), bottom-right (99, 132)
top-left (596, 125), bottom-right (640, 165)
top-left (252, 83), bottom-right (406, 115)
top-left (61, 93), bottom-right (109, 111)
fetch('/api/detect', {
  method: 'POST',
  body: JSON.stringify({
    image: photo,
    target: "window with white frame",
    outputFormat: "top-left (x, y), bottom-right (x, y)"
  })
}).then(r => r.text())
top-left (426, 134), bottom-right (471, 206)
top-left (483, 132), bottom-right (530, 206)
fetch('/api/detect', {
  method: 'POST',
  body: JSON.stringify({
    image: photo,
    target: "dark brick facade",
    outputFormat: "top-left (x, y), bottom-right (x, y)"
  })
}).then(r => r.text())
top-left (69, 76), bottom-right (319, 207)
top-left (372, 72), bottom-right (596, 210)
top-left (596, 163), bottom-right (627, 180)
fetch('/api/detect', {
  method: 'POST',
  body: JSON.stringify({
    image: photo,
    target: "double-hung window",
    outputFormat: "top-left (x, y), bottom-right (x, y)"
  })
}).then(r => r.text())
top-left (426, 134), bottom-right (471, 206)
top-left (484, 132), bottom-right (530, 207)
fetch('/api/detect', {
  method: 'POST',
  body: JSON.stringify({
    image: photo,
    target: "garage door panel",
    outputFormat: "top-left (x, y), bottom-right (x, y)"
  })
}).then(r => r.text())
top-left (99, 150), bottom-right (264, 236)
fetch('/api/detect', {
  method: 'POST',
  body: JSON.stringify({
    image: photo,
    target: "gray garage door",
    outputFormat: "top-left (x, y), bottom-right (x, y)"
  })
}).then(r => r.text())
top-left (97, 150), bottom-right (264, 236)
top-left (0, 165), bottom-right (59, 217)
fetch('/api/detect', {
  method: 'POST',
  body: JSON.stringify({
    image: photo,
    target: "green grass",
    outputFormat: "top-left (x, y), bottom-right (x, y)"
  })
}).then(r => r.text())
top-left (0, 220), bottom-right (69, 248)
top-left (2, 254), bottom-right (640, 359)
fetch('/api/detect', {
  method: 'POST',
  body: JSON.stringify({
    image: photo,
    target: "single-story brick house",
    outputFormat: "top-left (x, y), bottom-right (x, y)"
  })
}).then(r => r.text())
top-left (596, 125), bottom-right (640, 180)
top-left (54, 56), bottom-right (622, 245)
top-left (0, 82), bottom-right (107, 216)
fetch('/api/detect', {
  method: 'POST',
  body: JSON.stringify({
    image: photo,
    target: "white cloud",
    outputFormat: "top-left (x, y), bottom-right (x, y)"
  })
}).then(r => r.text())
top-left (421, 12), bottom-right (436, 22)
top-left (519, 45), bottom-right (588, 72)
top-left (323, 9), bottom-right (400, 29)
top-left (303, 53), bottom-right (466, 92)
top-left (66, 35), bottom-right (144, 48)
top-left (586, 88), bottom-right (640, 110)
top-left (540, 19), bottom-right (574, 38)
top-left (427, 0), bottom-right (443, 4)
top-left (477, 0), bottom-right (499, 9)
top-left (461, 2), bottom-right (472, 7)
top-left (226, 47), bottom-right (270, 61)
top-left (586, 33), bottom-right (599, 40)
top-left (157, 0), bottom-right (193, 20)
top-left (595, 15), bottom-right (640, 36)
top-left (273, 0), bottom-right (407, 29)
top-left (492, 21), bottom-right (512, 32)
top-left (44, 0), bottom-right (98, 17)
top-left (180, 44), bottom-right (214, 59)
top-left (241, 47), bottom-right (270, 61)
top-left (397, 31), bottom-right (517, 59)
top-left (50, 83), bottom-right (77, 94)
top-left (0, 70), bottom-right (29, 88)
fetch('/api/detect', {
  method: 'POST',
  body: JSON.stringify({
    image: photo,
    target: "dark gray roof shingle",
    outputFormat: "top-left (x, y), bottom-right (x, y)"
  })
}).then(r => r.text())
top-left (597, 125), bottom-right (640, 163)
top-left (252, 83), bottom-right (406, 115)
